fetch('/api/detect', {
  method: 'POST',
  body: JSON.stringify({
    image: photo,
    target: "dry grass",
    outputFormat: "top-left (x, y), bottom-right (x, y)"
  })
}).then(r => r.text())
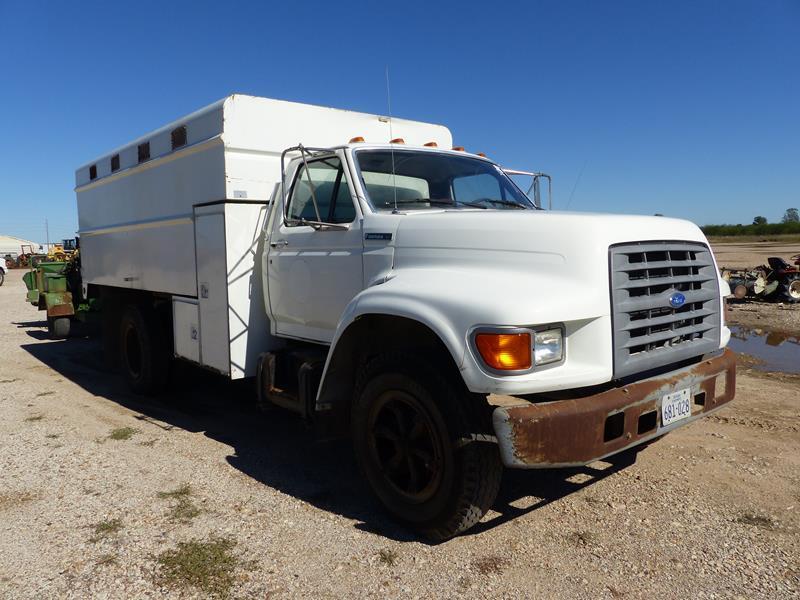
top-left (471, 554), bottom-right (509, 576)
top-left (377, 548), bottom-right (399, 567)
top-left (736, 512), bottom-right (775, 530)
top-left (155, 537), bottom-right (243, 598)
top-left (24, 414), bottom-right (44, 422)
top-left (0, 491), bottom-right (37, 511)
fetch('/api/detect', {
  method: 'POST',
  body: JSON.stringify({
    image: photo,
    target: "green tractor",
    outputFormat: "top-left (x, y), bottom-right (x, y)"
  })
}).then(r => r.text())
top-left (22, 259), bottom-right (76, 338)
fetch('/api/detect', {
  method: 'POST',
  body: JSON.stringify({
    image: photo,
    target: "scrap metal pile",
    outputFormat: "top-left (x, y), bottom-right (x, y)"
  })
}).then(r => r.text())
top-left (722, 253), bottom-right (800, 304)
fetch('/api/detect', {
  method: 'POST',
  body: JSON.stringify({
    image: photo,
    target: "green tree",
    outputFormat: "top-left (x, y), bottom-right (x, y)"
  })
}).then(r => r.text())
top-left (783, 208), bottom-right (800, 223)
top-left (753, 216), bottom-right (767, 225)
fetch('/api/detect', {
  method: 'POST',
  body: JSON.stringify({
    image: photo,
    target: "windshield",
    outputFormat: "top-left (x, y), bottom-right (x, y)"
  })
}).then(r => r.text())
top-left (355, 149), bottom-right (535, 211)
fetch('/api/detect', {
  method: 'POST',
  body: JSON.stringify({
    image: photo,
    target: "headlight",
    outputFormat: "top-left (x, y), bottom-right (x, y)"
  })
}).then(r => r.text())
top-left (534, 328), bottom-right (563, 366)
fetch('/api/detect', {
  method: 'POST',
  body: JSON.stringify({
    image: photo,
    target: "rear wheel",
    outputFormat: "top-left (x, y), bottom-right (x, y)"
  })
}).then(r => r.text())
top-left (47, 316), bottom-right (70, 339)
top-left (352, 353), bottom-right (502, 541)
top-left (119, 304), bottom-right (169, 394)
top-left (0, 269), bottom-right (4, 286)
top-left (780, 276), bottom-right (800, 304)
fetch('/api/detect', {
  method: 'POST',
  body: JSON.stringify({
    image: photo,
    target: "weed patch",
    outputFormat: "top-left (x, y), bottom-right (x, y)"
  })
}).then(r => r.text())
top-left (90, 518), bottom-right (123, 542)
top-left (156, 537), bottom-right (243, 598)
top-left (108, 427), bottom-right (138, 441)
top-left (158, 484), bottom-right (202, 523)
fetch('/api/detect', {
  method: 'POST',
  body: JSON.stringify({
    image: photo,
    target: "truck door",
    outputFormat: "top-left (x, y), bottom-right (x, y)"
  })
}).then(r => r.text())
top-left (266, 153), bottom-right (363, 343)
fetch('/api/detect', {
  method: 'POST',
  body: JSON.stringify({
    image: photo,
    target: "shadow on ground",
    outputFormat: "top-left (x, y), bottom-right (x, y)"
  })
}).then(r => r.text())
top-left (20, 328), bottom-right (639, 543)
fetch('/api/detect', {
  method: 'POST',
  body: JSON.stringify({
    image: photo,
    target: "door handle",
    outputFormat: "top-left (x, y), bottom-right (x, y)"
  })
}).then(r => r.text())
top-left (269, 239), bottom-right (289, 248)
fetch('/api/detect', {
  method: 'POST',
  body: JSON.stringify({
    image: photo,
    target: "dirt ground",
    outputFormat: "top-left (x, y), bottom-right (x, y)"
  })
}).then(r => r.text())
top-left (1, 267), bottom-right (798, 599)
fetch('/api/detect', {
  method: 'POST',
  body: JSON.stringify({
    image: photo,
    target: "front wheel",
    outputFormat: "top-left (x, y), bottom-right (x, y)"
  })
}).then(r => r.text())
top-left (352, 354), bottom-right (502, 541)
top-left (780, 276), bottom-right (800, 304)
top-left (47, 316), bottom-right (70, 339)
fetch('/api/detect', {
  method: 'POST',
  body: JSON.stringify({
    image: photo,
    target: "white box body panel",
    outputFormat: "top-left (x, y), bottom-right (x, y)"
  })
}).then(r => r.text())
top-left (172, 298), bottom-right (200, 363)
top-left (76, 95), bottom-right (451, 296)
top-left (192, 201), bottom-right (278, 379)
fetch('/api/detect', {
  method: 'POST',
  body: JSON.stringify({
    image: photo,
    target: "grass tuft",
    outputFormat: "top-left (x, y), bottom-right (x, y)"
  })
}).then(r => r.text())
top-left (157, 484), bottom-right (192, 499)
top-left (377, 548), bottom-right (399, 567)
top-left (90, 518), bottom-right (123, 542)
top-left (24, 414), bottom-right (44, 422)
top-left (108, 427), bottom-right (138, 441)
top-left (35, 391), bottom-right (55, 397)
top-left (156, 537), bottom-right (241, 598)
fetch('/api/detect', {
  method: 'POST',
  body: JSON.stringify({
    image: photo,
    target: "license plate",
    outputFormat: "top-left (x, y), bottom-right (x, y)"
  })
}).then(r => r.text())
top-left (661, 388), bottom-right (692, 427)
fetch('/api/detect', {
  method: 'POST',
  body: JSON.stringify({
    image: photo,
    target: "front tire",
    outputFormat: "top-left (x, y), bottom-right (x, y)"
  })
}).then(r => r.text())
top-left (119, 304), bottom-right (169, 395)
top-left (780, 276), bottom-right (800, 304)
top-left (352, 353), bottom-right (502, 541)
top-left (47, 316), bottom-right (70, 339)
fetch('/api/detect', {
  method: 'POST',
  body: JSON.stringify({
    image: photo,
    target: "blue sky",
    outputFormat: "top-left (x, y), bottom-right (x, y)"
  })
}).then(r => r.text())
top-left (0, 0), bottom-right (797, 243)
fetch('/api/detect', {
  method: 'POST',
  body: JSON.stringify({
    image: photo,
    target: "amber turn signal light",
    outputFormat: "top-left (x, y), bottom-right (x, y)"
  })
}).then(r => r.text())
top-left (475, 333), bottom-right (532, 370)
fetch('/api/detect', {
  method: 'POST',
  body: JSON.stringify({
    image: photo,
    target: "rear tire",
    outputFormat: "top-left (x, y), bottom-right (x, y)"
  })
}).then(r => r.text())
top-left (0, 269), bottom-right (4, 286)
top-left (47, 317), bottom-right (70, 339)
top-left (119, 304), bottom-right (169, 395)
top-left (352, 353), bottom-right (502, 542)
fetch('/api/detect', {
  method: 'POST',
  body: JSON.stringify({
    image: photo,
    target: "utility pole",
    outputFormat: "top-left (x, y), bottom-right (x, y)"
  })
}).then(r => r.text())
top-left (45, 218), bottom-right (50, 251)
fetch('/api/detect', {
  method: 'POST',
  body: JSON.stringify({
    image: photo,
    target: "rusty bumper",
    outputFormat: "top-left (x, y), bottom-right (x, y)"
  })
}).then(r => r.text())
top-left (492, 349), bottom-right (736, 468)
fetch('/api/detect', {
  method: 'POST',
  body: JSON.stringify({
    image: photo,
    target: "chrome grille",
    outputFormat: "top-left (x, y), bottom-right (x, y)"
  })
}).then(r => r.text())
top-left (610, 241), bottom-right (720, 378)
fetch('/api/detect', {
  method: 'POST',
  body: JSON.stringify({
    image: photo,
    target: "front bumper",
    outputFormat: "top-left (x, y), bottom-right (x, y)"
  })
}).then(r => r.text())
top-left (492, 349), bottom-right (736, 468)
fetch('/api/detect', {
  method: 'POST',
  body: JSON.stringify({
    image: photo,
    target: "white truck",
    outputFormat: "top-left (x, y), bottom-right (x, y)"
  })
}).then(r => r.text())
top-left (75, 94), bottom-right (736, 540)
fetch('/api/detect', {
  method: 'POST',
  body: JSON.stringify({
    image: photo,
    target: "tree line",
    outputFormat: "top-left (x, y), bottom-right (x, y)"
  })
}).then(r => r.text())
top-left (701, 208), bottom-right (800, 237)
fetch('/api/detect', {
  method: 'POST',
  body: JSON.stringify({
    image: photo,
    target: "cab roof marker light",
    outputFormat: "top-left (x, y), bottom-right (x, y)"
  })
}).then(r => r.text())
top-left (349, 136), bottom-right (365, 143)
top-left (477, 152), bottom-right (487, 157)
top-left (452, 146), bottom-right (465, 152)
top-left (424, 141), bottom-right (438, 147)
top-left (390, 138), bottom-right (405, 144)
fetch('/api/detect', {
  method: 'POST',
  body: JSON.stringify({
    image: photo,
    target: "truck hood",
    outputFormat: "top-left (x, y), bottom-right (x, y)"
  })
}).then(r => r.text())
top-left (393, 210), bottom-right (706, 260)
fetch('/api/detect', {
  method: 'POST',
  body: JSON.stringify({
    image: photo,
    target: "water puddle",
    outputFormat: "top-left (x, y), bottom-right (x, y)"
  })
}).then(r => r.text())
top-left (728, 325), bottom-right (800, 374)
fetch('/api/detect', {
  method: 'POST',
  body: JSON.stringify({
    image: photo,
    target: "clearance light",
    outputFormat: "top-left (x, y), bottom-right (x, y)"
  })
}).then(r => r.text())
top-left (475, 333), bottom-right (531, 371)
top-left (424, 141), bottom-right (438, 147)
top-left (476, 152), bottom-right (487, 157)
top-left (390, 138), bottom-right (405, 144)
top-left (349, 136), bottom-right (365, 143)
top-left (452, 146), bottom-right (465, 152)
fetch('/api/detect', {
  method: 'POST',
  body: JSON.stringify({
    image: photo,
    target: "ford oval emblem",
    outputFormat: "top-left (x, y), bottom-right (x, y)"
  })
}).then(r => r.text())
top-left (669, 292), bottom-right (686, 309)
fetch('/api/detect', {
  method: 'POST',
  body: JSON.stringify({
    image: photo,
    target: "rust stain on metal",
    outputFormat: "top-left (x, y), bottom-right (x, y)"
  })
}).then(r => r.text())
top-left (496, 349), bottom-right (736, 467)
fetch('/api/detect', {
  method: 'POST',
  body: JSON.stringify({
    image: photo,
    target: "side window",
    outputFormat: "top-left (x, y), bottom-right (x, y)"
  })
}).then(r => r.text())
top-left (452, 173), bottom-right (502, 203)
top-left (286, 157), bottom-right (356, 225)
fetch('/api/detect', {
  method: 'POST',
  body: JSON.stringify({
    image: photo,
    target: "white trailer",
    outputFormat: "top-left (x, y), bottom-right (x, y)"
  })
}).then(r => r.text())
top-left (75, 95), bottom-right (735, 541)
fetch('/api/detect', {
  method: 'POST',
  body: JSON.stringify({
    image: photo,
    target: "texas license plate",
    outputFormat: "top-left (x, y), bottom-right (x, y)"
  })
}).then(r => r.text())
top-left (661, 388), bottom-right (692, 427)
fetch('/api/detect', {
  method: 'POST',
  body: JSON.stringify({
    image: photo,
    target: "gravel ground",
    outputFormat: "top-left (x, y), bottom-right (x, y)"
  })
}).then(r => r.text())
top-left (1, 269), bottom-right (798, 599)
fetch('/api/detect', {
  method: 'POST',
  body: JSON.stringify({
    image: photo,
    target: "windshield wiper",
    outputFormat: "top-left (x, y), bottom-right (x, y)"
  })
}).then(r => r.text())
top-left (458, 198), bottom-right (528, 210)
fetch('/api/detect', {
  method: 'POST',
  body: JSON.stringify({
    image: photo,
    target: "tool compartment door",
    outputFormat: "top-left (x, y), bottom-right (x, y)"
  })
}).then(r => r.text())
top-left (194, 206), bottom-right (230, 374)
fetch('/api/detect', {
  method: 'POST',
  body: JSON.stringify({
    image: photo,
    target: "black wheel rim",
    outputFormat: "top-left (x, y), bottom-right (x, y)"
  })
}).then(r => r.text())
top-left (367, 390), bottom-right (444, 503)
top-left (123, 324), bottom-right (143, 379)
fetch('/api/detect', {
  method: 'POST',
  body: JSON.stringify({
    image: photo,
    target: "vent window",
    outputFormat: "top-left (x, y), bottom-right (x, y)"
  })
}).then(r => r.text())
top-left (137, 142), bottom-right (150, 164)
top-left (110, 154), bottom-right (120, 172)
top-left (89, 165), bottom-right (97, 180)
top-left (171, 126), bottom-right (187, 150)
